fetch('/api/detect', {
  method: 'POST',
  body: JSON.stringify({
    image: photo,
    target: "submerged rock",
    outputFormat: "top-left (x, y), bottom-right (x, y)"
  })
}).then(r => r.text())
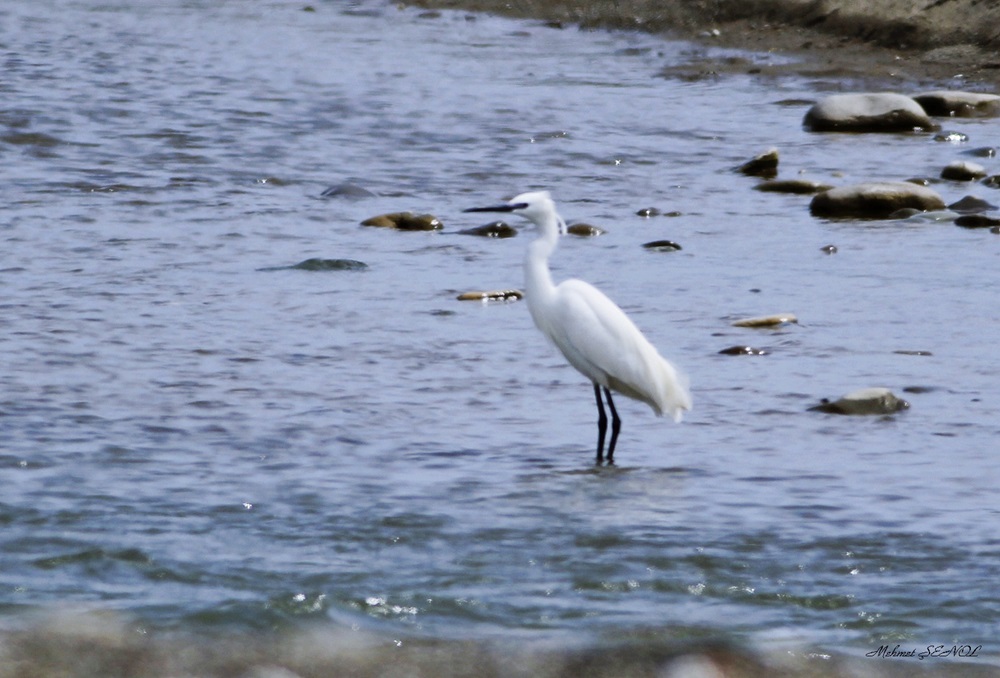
top-left (736, 147), bottom-right (778, 178)
top-left (941, 160), bottom-right (987, 181)
top-left (292, 258), bottom-right (368, 271)
top-left (964, 146), bottom-right (997, 158)
top-left (361, 212), bottom-right (443, 230)
top-left (731, 313), bottom-right (797, 328)
top-left (456, 289), bottom-right (523, 302)
top-left (955, 214), bottom-right (1000, 228)
top-left (566, 223), bottom-right (605, 237)
top-left (642, 239), bottom-right (682, 252)
top-left (913, 90), bottom-right (1000, 118)
top-left (754, 179), bottom-right (833, 194)
top-left (635, 207), bottom-right (660, 217)
top-left (809, 387), bottom-right (910, 415)
top-left (458, 221), bottom-right (518, 238)
top-left (320, 182), bottom-right (377, 199)
top-left (718, 345), bottom-right (768, 356)
top-left (809, 181), bottom-right (946, 219)
top-left (259, 258), bottom-right (368, 272)
top-left (803, 93), bottom-right (936, 132)
top-left (948, 195), bottom-right (997, 214)
top-left (933, 131), bottom-right (969, 143)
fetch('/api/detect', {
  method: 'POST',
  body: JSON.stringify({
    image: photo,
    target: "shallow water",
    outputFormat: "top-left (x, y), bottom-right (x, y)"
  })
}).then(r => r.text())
top-left (2, 0), bottom-right (999, 663)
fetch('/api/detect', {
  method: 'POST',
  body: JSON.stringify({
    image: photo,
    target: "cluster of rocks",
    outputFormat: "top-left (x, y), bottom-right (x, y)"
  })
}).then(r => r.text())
top-left (741, 91), bottom-right (1000, 225)
top-left (730, 90), bottom-right (1000, 414)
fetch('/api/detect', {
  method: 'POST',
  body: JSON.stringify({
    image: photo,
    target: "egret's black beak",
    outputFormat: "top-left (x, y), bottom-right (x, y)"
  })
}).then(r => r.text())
top-left (463, 202), bottom-right (527, 214)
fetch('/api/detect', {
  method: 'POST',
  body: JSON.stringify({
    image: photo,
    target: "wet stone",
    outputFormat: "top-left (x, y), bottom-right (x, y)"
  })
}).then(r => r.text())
top-left (361, 212), bottom-right (443, 230)
top-left (732, 313), bottom-right (797, 328)
top-left (320, 182), bottom-right (377, 199)
top-left (754, 179), bottom-right (833, 194)
top-left (258, 258), bottom-right (368, 272)
top-left (933, 131), bottom-right (969, 143)
top-left (955, 214), bottom-right (1000, 229)
top-left (912, 90), bottom-right (1000, 118)
top-left (948, 195), bottom-right (997, 214)
top-left (803, 93), bottom-right (936, 133)
top-left (642, 239), bottom-right (682, 252)
top-left (566, 223), bottom-right (605, 237)
top-left (458, 221), bottom-right (517, 238)
top-left (809, 181), bottom-right (946, 219)
top-left (736, 147), bottom-right (778, 178)
top-left (982, 175), bottom-right (1000, 189)
top-left (635, 207), bottom-right (660, 217)
top-left (456, 289), bottom-right (523, 302)
top-left (941, 160), bottom-right (987, 181)
top-left (718, 345), bottom-right (768, 356)
top-left (820, 244), bottom-right (838, 254)
top-left (964, 147), bottom-right (997, 158)
top-left (809, 387), bottom-right (910, 415)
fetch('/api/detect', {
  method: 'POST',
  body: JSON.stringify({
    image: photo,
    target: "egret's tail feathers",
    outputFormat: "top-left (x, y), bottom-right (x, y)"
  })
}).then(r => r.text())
top-left (654, 361), bottom-right (691, 423)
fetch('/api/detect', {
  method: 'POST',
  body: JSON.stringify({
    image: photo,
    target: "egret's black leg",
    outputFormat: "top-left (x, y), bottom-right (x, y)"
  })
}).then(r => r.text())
top-left (594, 382), bottom-right (608, 463)
top-left (603, 387), bottom-right (621, 464)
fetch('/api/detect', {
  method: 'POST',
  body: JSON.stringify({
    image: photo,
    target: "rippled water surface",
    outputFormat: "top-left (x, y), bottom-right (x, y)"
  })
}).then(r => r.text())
top-left (2, 0), bottom-right (999, 661)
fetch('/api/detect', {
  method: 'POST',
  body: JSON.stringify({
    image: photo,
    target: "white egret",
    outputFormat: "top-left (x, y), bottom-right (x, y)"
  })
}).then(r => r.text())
top-left (464, 191), bottom-right (690, 463)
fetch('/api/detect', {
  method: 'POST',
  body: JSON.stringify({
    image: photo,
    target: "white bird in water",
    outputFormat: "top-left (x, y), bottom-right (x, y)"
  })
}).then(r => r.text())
top-left (464, 191), bottom-right (691, 464)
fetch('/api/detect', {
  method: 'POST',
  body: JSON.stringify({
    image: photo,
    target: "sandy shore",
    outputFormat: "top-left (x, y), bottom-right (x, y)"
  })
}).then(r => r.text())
top-left (403, 0), bottom-right (1000, 87)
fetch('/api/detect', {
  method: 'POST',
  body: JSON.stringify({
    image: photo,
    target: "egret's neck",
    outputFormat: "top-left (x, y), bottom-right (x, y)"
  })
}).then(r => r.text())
top-left (524, 212), bottom-right (561, 310)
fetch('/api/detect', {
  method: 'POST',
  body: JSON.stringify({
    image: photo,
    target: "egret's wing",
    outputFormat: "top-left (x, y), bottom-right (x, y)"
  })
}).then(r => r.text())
top-left (547, 279), bottom-right (690, 419)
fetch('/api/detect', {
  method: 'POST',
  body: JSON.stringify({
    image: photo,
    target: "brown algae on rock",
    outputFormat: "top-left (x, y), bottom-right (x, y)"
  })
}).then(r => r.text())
top-left (361, 212), bottom-right (443, 230)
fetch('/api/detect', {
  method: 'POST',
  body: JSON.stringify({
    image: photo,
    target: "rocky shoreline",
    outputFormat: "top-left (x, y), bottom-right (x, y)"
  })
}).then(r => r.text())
top-left (403, 0), bottom-right (1000, 87)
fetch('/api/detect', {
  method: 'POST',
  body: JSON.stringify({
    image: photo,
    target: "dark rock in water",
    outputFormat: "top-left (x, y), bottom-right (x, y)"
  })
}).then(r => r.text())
top-left (361, 212), bottom-right (443, 230)
top-left (736, 148), bottom-right (778, 178)
top-left (941, 160), bottom-right (987, 181)
top-left (964, 146), bottom-right (997, 158)
top-left (809, 387), bottom-right (910, 415)
top-left (259, 258), bottom-right (368, 272)
top-left (803, 93), bottom-right (936, 133)
top-left (955, 214), bottom-right (1000, 228)
top-left (291, 258), bottom-right (368, 271)
top-left (320, 182), bottom-right (377, 199)
top-left (458, 221), bottom-right (517, 238)
top-left (820, 244), bottom-right (838, 254)
top-left (718, 345), bottom-right (768, 356)
top-left (933, 131), bottom-right (968, 143)
top-left (566, 223), bottom-right (605, 236)
top-left (754, 179), bottom-right (833, 194)
top-left (913, 90), bottom-right (1000, 118)
top-left (642, 239), bottom-right (682, 252)
top-left (732, 313), bottom-right (797, 328)
top-left (948, 195), bottom-right (997, 214)
top-left (809, 181), bottom-right (946, 219)
top-left (395, 213), bottom-right (444, 231)
top-left (982, 175), bottom-right (1000, 189)
top-left (456, 289), bottom-right (523, 302)
top-left (635, 207), bottom-right (660, 217)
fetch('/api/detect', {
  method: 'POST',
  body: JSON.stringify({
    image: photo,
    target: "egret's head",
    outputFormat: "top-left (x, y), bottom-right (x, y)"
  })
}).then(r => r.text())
top-left (464, 191), bottom-right (566, 234)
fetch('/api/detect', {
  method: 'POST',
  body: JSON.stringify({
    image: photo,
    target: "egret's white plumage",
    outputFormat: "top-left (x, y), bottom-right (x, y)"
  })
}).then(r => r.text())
top-left (465, 191), bottom-right (690, 463)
